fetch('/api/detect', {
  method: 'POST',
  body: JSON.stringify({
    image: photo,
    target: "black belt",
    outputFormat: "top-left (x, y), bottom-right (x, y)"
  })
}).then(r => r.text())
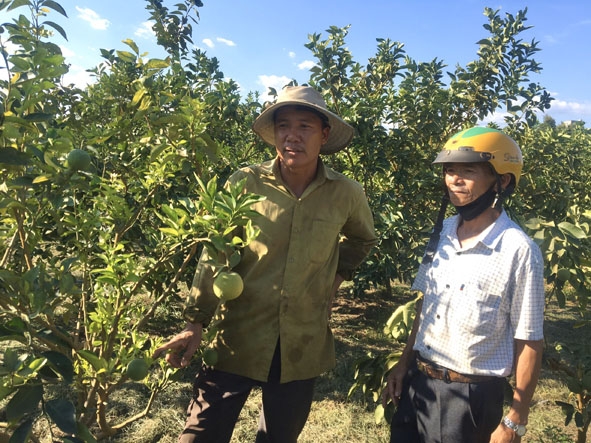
top-left (416, 356), bottom-right (500, 384)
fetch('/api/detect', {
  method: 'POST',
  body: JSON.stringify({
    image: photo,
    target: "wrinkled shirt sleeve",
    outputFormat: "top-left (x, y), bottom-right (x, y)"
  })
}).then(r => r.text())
top-left (337, 184), bottom-right (378, 280)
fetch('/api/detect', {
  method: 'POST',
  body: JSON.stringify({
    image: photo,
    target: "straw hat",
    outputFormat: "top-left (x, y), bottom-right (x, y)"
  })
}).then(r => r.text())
top-left (252, 86), bottom-right (355, 154)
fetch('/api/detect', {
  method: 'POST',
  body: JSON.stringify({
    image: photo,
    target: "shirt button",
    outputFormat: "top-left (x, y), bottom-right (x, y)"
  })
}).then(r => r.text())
top-left (436, 314), bottom-right (440, 319)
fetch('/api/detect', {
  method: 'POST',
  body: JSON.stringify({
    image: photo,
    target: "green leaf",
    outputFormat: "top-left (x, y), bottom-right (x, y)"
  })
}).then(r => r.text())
top-left (159, 227), bottom-right (180, 236)
top-left (27, 357), bottom-right (48, 373)
top-left (565, 376), bottom-right (581, 394)
top-left (7, 0), bottom-right (29, 12)
top-left (131, 88), bottom-right (146, 106)
top-left (77, 350), bottom-right (108, 372)
top-left (122, 38), bottom-right (139, 54)
top-left (228, 250), bottom-right (241, 268)
top-left (6, 384), bottom-right (43, 422)
top-left (116, 50), bottom-right (136, 63)
top-left (145, 58), bottom-right (170, 69)
top-left (8, 418), bottom-right (33, 443)
top-left (43, 20), bottom-right (68, 41)
top-left (32, 175), bottom-right (51, 184)
top-left (574, 411), bottom-right (584, 428)
top-left (41, 351), bottom-right (74, 383)
top-left (0, 147), bottom-right (31, 166)
top-left (3, 348), bottom-right (19, 371)
top-left (556, 401), bottom-right (574, 425)
top-left (42, 0), bottom-right (68, 17)
top-left (557, 221), bottom-right (587, 239)
top-left (23, 112), bottom-right (54, 122)
top-left (7, 55), bottom-right (31, 70)
top-left (45, 399), bottom-right (77, 435)
top-left (0, 385), bottom-right (16, 402)
top-left (76, 422), bottom-right (98, 443)
top-left (374, 403), bottom-right (385, 424)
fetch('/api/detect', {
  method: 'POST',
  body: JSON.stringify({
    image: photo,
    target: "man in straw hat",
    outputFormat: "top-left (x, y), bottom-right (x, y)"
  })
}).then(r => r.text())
top-left (154, 86), bottom-right (378, 442)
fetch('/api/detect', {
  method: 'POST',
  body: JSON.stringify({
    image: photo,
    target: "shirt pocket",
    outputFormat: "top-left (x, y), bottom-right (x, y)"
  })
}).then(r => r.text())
top-left (451, 282), bottom-right (503, 337)
top-left (307, 220), bottom-right (341, 263)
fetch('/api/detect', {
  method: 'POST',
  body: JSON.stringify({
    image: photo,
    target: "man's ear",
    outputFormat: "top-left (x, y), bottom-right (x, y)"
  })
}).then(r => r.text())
top-left (500, 173), bottom-right (512, 191)
top-left (322, 126), bottom-right (330, 144)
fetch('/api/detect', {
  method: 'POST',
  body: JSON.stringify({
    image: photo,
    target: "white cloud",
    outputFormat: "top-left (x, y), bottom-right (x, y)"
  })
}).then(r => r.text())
top-left (288, 51), bottom-right (296, 59)
top-left (202, 38), bottom-right (214, 48)
top-left (550, 99), bottom-right (591, 115)
top-left (62, 64), bottom-right (95, 88)
top-left (216, 37), bottom-right (236, 47)
top-left (297, 60), bottom-right (316, 71)
top-left (135, 21), bottom-right (155, 39)
top-left (59, 45), bottom-right (75, 58)
top-left (257, 75), bottom-right (292, 102)
top-left (478, 112), bottom-right (510, 127)
top-left (76, 7), bottom-right (110, 30)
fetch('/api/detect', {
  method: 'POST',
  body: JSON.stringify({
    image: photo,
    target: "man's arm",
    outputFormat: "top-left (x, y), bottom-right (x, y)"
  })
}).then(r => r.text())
top-left (327, 273), bottom-right (345, 319)
top-left (490, 338), bottom-right (543, 442)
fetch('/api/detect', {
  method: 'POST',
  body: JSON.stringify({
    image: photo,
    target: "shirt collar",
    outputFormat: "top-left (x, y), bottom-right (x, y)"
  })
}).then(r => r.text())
top-left (448, 210), bottom-right (510, 251)
top-left (269, 157), bottom-right (336, 194)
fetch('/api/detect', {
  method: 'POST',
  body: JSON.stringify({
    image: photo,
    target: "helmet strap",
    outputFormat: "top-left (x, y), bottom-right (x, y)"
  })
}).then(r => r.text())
top-left (492, 174), bottom-right (515, 210)
top-left (422, 194), bottom-right (450, 265)
top-left (492, 175), bottom-right (503, 210)
top-left (454, 182), bottom-right (498, 221)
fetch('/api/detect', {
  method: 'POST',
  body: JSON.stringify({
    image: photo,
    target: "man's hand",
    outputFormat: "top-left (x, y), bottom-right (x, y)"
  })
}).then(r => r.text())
top-left (489, 422), bottom-right (519, 443)
top-left (153, 322), bottom-right (203, 368)
top-left (382, 359), bottom-right (410, 408)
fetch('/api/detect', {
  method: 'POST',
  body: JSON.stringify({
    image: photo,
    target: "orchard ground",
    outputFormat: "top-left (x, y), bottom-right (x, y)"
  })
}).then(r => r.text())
top-left (30, 283), bottom-right (585, 443)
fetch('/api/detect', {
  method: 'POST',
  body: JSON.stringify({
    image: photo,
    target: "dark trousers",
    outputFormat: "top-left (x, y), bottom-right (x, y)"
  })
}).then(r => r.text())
top-left (179, 343), bottom-right (316, 443)
top-left (390, 363), bottom-right (505, 443)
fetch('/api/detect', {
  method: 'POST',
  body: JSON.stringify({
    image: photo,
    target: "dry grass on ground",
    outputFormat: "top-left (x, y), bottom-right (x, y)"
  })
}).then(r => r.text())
top-left (5, 286), bottom-right (589, 442)
top-left (111, 286), bottom-right (589, 443)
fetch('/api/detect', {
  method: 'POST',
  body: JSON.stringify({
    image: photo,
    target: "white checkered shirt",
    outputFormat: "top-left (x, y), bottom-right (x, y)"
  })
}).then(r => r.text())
top-left (412, 211), bottom-right (545, 377)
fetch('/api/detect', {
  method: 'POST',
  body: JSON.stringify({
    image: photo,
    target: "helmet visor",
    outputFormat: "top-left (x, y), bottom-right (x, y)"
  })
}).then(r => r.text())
top-left (433, 147), bottom-right (493, 164)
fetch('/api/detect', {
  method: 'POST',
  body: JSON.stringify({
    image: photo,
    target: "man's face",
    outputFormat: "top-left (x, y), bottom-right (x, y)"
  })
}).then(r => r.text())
top-left (444, 162), bottom-right (497, 207)
top-left (273, 106), bottom-right (330, 171)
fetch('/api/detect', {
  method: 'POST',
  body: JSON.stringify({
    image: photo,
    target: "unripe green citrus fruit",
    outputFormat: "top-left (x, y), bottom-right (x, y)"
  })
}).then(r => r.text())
top-left (202, 348), bottom-right (218, 366)
top-left (126, 358), bottom-right (149, 381)
top-left (67, 149), bottom-right (91, 171)
top-left (213, 271), bottom-right (243, 302)
top-left (556, 268), bottom-right (570, 282)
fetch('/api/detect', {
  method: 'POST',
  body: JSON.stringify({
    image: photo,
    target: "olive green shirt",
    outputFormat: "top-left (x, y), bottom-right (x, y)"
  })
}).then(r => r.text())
top-left (184, 158), bottom-right (377, 382)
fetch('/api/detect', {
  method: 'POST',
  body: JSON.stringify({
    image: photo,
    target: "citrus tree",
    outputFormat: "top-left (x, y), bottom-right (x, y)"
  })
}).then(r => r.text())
top-left (0, 0), bottom-right (263, 440)
top-left (518, 121), bottom-right (591, 443)
top-left (304, 8), bottom-right (553, 291)
top-left (303, 8), bottom-right (591, 432)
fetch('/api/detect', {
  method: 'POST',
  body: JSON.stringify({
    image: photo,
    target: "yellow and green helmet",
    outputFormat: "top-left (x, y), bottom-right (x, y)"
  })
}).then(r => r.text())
top-left (433, 127), bottom-right (523, 186)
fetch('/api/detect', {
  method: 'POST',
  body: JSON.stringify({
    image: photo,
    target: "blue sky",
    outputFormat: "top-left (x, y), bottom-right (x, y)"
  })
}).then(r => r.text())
top-left (4, 0), bottom-right (591, 124)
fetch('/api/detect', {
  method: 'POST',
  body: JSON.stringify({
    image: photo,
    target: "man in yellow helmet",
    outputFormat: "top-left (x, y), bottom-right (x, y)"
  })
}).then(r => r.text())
top-left (383, 127), bottom-right (544, 442)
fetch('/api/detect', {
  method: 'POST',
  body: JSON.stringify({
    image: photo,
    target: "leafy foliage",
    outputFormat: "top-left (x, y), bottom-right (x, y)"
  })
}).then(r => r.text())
top-left (0, 0), bottom-right (262, 440)
top-left (1, 0), bottom-right (590, 441)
